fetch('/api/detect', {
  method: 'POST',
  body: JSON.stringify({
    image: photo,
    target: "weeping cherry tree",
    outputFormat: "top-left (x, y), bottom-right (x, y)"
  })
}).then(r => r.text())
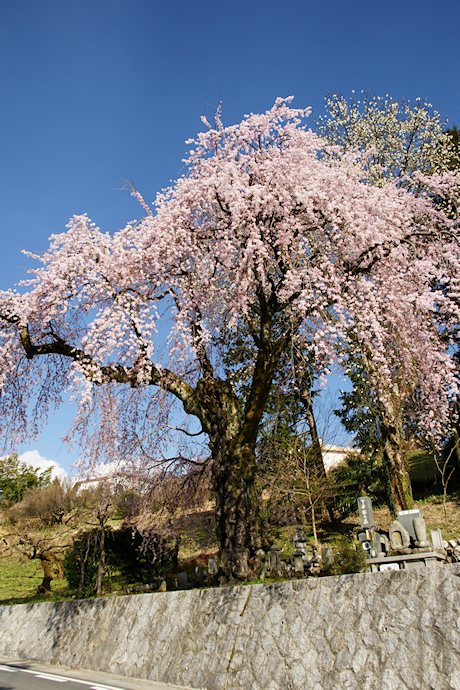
top-left (0, 98), bottom-right (458, 578)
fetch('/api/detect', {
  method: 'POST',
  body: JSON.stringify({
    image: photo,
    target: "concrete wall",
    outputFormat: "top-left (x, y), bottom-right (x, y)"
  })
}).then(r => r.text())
top-left (1, 564), bottom-right (460, 690)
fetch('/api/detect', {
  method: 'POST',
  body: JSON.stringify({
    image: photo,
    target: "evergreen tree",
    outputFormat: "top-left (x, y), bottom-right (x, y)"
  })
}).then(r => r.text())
top-left (0, 455), bottom-right (52, 507)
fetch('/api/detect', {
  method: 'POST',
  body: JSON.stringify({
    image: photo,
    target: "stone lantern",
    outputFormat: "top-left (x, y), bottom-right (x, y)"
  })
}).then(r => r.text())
top-left (268, 544), bottom-right (280, 574)
top-left (293, 549), bottom-right (305, 574)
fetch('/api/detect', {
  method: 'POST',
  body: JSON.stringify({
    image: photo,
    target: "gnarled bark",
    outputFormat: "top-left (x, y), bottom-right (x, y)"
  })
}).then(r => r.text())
top-left (212, 442), bottom-right (258, 581)
top-left (381, 410), bottom-right (413, 514)
top-left (37, 554), bottom-right (63, 594)
top-left (195, 378), bottom-right (261, 582)
top-left (37, 558), bottom-right (54, 594)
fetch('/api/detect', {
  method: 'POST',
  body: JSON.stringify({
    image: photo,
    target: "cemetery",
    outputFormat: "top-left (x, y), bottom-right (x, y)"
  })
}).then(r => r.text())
top-left (162, 497), bottom-right (458, 588)
top-left (355, 496), bottom-right (454, 572)
top-left (100, 496), bottom-right (460, 598)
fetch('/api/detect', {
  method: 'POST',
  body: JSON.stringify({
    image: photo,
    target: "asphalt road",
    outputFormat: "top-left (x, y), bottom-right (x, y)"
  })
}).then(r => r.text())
top-left (0, 659), bottom-right (194, 690)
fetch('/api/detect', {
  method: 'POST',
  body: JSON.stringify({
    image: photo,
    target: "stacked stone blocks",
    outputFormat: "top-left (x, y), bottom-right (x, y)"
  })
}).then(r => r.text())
top-left (0, 565), bottom-right (460, 689)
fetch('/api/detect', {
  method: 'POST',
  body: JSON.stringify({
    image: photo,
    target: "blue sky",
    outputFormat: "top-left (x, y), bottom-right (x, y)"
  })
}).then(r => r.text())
top-left (1, 1), bottom-right (459, 475)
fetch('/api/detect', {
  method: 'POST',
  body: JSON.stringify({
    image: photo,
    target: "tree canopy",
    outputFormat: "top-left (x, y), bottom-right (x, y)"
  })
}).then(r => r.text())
top-left (0, 455), bottom-right (52, 507)
top-left (0, 98), bottom-right (458, 577)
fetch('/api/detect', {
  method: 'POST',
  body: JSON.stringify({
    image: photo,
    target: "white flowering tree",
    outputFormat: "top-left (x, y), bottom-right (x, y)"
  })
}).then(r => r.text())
top-left (316, 91), bottom-right (452, 186)
top-left (0, 99), bottom-right (458, 578)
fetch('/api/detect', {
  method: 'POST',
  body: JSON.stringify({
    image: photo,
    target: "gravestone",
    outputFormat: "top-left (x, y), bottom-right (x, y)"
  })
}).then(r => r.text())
top-left (413, 516), bottom-right (430, 548)
top-left (293, 527), bottom-right (308, 563)
top-left (373, 532), bottom-right (389, 556)
top-left (308, 554), bottom-right (321, 576)
top-left (207, 556), bottom-right (218, 576)
top-left (177, 572), bottom-right (188, 589)
top-left (431, 529), bottom-right (444, 551)
top-left (397, 509), bottom-right (422, 541)
top-left (269, 544), bottom-right (280, 574)
top-left (293, 549), bottom-right (305, 573)
top-left (389, 520), bottom-right (411, 551)
top-left (357, 496), bottom-right (375, 528)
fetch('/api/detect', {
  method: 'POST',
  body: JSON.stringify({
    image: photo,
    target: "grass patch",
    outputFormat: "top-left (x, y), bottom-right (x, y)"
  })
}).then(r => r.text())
top-left (0, 554), bottom-right (69, 605)
top-left (408, 449), bottom-right (439, 484)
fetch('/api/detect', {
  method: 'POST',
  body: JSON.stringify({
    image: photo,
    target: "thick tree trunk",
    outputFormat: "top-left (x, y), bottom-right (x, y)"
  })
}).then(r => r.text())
top-left (212, 442), bottom-right (259, 582)
top-left (197, 378), bottom-right (265, 583)
top-left (37, 557), bottom-right (54, 594)
top-left (189, 316), bottom-right (292, 582)
top-left (381, 412), bottom-right (413, 514)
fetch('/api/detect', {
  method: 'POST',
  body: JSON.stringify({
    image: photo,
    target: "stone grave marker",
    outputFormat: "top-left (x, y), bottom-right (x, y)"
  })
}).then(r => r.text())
top-left (397, 509), bottom-right (422, 541)
top-left (293, 527), bottom-right (308, 564)
top-left (357, 496), bottom-right (375, 529)
top-left (373, 532), bottom-right (389, 556)
top-left (177, 572), bottom-right (188, 589)
top-left (269, 544), bottom-right (280, 574)
top-left (389, 520), bottom-right (411, 551)
top-left (207, 556), bottom-right (218, 576)
top-left (431, 529), bottom-right (444, 551)
top-left (413, 516), bottom-right (429, 548)
top-left (293, 549), bottom-right (305, 573)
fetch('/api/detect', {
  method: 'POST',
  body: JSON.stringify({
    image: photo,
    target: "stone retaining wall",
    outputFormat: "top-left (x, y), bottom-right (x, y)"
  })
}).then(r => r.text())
top-left (1, 564), bottom-right (460, 689)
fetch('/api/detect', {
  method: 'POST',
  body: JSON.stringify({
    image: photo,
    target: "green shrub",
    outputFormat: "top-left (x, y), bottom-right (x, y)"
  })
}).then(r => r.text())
top-left (106, 526), bottom-right (179, 582)
top-left (329, 451), bottom-right (389, 515)
top-left (63, 525), bottom-right (180, 596)
top-left (0, 455), bottom-right (52, 508)
top-left (328, 540), bottom-right (369, 576)
top-left (63, 529), bottom-right (101, 596)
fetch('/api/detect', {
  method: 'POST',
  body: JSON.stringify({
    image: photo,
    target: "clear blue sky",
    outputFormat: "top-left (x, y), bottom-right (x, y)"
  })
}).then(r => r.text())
top-left (1, 0), bottom-right (459, 474)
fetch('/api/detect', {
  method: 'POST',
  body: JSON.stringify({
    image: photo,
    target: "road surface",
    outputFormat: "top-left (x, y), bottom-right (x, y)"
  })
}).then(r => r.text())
top-left (0, 658), bottom-right (195, 690)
